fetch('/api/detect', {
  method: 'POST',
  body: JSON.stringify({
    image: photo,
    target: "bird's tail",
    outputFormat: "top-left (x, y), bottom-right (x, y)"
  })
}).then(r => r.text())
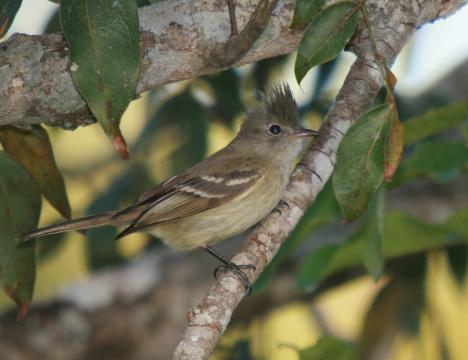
top-left (18, 210), bottom-right (140, 242)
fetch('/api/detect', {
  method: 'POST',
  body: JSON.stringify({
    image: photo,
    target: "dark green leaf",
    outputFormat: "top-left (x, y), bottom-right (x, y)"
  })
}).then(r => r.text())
top-left (0, 152), bottom-right (41, 318)
top-left (60, 0), bottom-right (140, 159)
top-left (447, 245), bottom-right (468, 286)
top-left (299, 336), bottom-right (359, 360)
top-left (333, 105), bottom-right (392, 222)
top-left (392, 141), bottom-right (468, 186)
top-left (291, 0), bottom-right (325, 29)
top-left (361, 186), bottom-right (385, 280)
top-left (0, 0), bottom-right (22, 37)
top-left (203, 70), bottom-right (243, 126)
top-left (37, 232), bottom-right (67, 263)
top-left (0, 125), bottom-right (71, 219)
top-left (295, 1), bottom-right (359, 83)
top-left (445, 207), bottom-right (468, 285)
top-left (404, 101), bottom-right (468, 145)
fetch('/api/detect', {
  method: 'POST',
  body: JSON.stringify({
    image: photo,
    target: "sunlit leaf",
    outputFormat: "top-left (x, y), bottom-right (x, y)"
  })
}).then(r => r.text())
top-left (333, 105), bottom-right (392, 222)
top-left (295, 1), bottom-right (359, 83)
top-left (0, 125), bottom-right (71, 219)
top-left (404, 101), bottom-right (468, 145)
top-left (60, 0), bottom-right (140, 159)
top-left (0, 0), bottom-right (22, 37)
top-left (299, 336), bottom-right (359, 360)
top-left (291, 0), bottom-right (325, 29)
top-left (392, 141), bottom-right (468, 186)
top-left (0, 152), bottom-right (41, 319)
top-left (384, 106), bottom-right (404, 182)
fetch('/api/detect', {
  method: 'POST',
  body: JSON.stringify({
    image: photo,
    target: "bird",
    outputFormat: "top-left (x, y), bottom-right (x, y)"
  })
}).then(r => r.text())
top-left (19, 84), bottom-right (317, 287)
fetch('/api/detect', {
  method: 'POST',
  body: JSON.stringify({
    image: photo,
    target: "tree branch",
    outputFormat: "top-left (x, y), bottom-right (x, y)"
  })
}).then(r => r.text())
top-left (172, 1), bottom-right (467, 359)
top-left (0, 0), bottom-right (301, 130)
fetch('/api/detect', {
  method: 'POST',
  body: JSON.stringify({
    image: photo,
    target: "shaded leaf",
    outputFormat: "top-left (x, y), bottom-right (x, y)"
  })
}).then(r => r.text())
top-left (296, 211), bottom-right (463, 292)
top-left (392, 141), bottom-right (468, 186)
top-left (445, 207), bottom-right (468, 285)
top-left (0, 0), bottom-right (22, 37)
top-left (0, 152), bottom-right (41, 318)
top-left (447, 245), bottom-right (468, 286)
top-left (359, 261), bottom-right (426, 358)
top-left (361, 186), bottom-right (385, 280)
top-left (86, 164), bottom-right (153, 269)
top-left (295, 1), bottom-right (359, 83)
top-left (404, 101), bottom-right (468, 145)
top-left (37, 232), bottom-right (67, 263)
top-left (0, 125), bottom-right (71, 219)
top-left (384, 106), bottom-right (404, 182)
top-left (333, 105), bottom-right (392, 222)
top-left (291, 0), bottom-right (325, 29)
top-left (299, 336), bottom-right (359, 360)
top-left (60, 0), bottom-right (140, 159)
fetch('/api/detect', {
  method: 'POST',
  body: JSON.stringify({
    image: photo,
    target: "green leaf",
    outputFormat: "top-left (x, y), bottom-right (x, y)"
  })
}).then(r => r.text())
top-left (361, 186), bottom-right (385, 280)
top-left (295, 1), bottom-right (359, 83)
top-left (333, 105), bottom-right (392, 222)
top-left (0, 125), bottom-right (71, 219)
top-left (392, 141), bottom-right (468, 186)
top-left (60, 0), bottom-right (140, 159)
top-left (299, 336), bottom-right (359, 360)
top-left (0, 0), bottom-right (22, 37)
top-left (0, 152), bottom-right (41, 318)
top-left (291, 0), bottom-right (325, 29)
top-left (296, 211), bottom-right (464, 292)
top-left (404, 101), bottom-right (468, 145)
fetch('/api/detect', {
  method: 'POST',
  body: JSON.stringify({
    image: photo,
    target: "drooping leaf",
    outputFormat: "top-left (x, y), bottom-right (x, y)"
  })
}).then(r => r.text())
top-left (392, 141), bottom-right (468, 186)
top-left (0, 152), bottom-right (41, 318)
top-left (361, 186), bottom-right (385, 280)
top-left (445, 208), bottom-right (468, 285)
top-left (291, 0), bottom-right (325, 29)
top-left (299, 336), bottom-right (359, 360)
top-left (0, 0), bottom-right (22, 37)
top-left (333, 105), bottom-right (392, 222)
top-left (296, 211), bottom-right (463, 292)
top-left (0, 125), bottom-right (71, 219)
top-left (359, 262), bottom-right (426, 359)
top-left (404, 101), bottom-right (468, 145)
top-left (60, 0), bottom-right (140, 159)
top-left (295, 1), bottom-right (360, 83)
top-left (384, 106), bottom-right (404, 182)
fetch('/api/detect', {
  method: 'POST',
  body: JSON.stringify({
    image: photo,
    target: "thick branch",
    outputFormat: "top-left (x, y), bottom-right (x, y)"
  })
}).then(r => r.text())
top-left (0, 0), bottom-right (301, 129)
top-left (172, 0), bottom-right (467, 359)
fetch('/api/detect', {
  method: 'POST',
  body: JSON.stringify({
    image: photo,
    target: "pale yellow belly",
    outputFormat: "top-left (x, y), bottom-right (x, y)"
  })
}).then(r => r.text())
top-left (148, 175), bottom-right (284, 250)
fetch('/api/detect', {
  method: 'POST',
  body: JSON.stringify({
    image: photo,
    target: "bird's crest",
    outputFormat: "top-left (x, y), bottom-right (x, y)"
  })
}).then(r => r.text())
top-left (258, 84), bottom-right (299, 125)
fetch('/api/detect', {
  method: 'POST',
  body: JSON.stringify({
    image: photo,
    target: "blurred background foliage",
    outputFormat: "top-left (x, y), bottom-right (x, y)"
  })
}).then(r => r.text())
top-left (1, 1), bottom-right (468, 360)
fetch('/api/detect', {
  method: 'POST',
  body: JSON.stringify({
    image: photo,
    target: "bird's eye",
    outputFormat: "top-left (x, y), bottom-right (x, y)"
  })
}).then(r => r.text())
top-left (269, 124), bottom-right (282, 135)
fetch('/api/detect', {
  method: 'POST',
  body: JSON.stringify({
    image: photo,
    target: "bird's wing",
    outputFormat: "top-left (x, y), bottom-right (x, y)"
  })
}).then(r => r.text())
top-left (116, 168), bottom-right (264, 238)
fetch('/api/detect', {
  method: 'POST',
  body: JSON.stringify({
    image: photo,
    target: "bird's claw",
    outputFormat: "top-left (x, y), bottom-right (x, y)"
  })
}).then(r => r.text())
top-left (213, 262), bottom-right (256, 295)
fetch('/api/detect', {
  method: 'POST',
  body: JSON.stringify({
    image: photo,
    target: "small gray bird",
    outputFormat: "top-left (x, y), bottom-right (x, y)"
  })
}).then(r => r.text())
top-left (20, 84), bottom-right (317, 283)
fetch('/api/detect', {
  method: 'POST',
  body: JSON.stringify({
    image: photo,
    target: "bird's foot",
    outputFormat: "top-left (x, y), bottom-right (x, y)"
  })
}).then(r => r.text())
top-left (214, 262), bottom-right (256, 294)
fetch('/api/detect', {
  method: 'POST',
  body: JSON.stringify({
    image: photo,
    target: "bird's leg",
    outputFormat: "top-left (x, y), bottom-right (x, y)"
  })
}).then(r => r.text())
top-left (203, 246), bottom-right (256, 294)
top-left (226, 0), bottom-right (238, 37)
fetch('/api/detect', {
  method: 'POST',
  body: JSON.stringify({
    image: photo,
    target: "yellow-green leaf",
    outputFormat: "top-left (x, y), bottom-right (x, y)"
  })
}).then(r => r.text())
top-left (384, 106), bottom-right (404, 182)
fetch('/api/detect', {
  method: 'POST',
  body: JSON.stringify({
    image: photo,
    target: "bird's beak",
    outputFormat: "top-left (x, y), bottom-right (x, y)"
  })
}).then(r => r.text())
top-left (294, 128), bottom-right (318, 137)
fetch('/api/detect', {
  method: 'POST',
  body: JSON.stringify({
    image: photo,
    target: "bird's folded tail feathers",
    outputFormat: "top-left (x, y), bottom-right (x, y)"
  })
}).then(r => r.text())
top-left (18, 210), bottom-right (140, 242)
